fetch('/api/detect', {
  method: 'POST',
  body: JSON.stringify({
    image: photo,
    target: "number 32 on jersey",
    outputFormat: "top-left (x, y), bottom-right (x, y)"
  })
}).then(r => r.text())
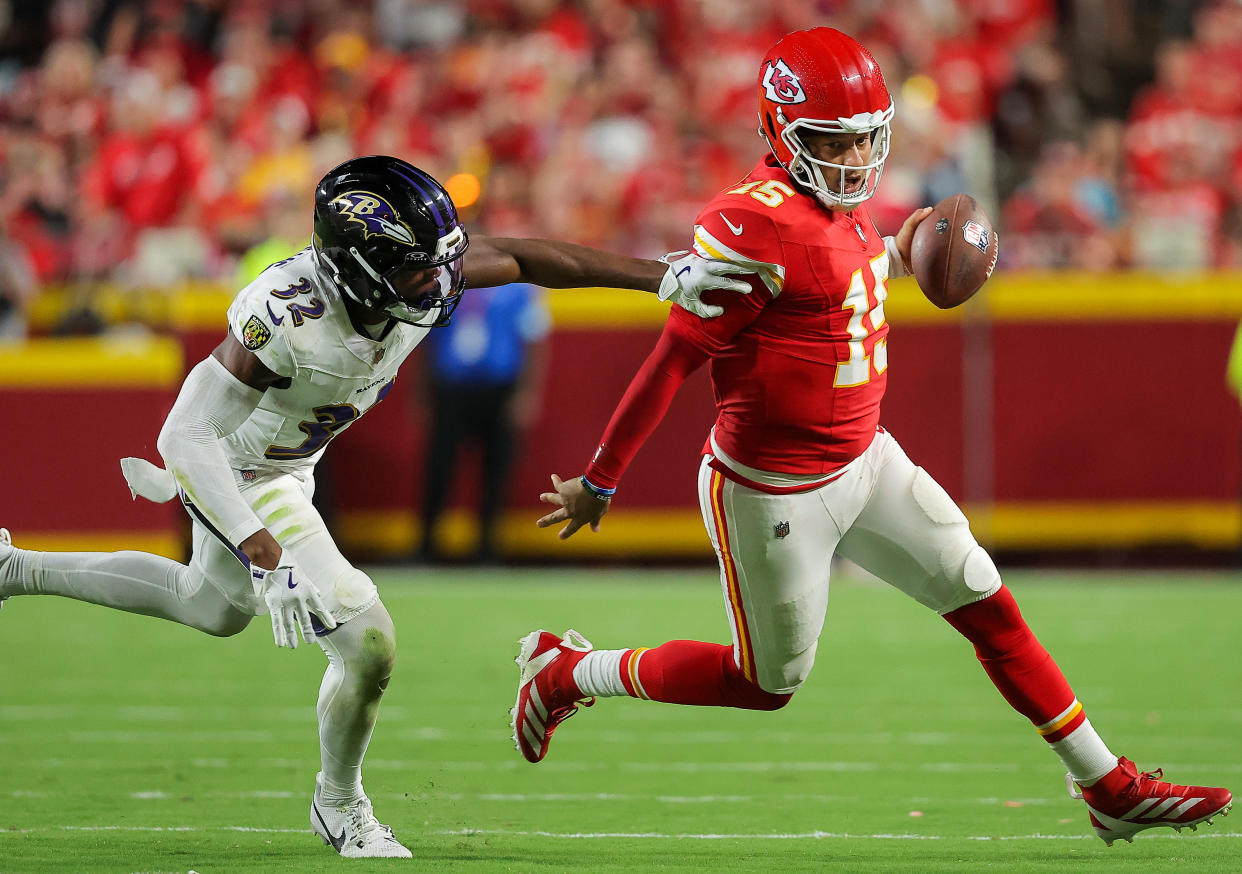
top-left (834, 252), bottom-right (888, 388)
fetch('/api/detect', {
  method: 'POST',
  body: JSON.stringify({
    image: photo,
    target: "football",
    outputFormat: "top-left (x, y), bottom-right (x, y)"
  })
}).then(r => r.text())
top-left (910, 194), bottom-right (1000, 309)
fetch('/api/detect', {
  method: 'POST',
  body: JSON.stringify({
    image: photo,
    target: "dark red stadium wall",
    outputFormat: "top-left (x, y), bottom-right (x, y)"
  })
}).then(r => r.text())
top-left (991, 321), bottom-right (1240, 503)
top-left (0, 338), bottom-right (183, 556)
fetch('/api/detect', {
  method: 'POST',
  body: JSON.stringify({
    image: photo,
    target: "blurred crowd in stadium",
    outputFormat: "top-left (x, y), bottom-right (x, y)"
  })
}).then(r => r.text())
top-left (0, 0), bottom-right (1240, 334)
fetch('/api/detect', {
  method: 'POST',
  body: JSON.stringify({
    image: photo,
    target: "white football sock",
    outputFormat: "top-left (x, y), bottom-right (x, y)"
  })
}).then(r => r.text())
top-left (572, 649), bottom-right (630, 698)
top-left (316, 601), bottom-right (394, 807)
top-left (1051, 718), bottom-right (1118, 785)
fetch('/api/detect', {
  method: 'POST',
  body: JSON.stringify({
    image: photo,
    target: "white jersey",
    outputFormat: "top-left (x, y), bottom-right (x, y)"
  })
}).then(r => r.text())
top-left (223, 247), bottom-right (429, 475)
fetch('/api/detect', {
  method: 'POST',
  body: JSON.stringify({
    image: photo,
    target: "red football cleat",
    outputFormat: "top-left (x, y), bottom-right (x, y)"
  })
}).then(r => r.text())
top-left (510, 629), bottom-right (594, 763)
top-left (1070, 757), bottom-right (1233, 846)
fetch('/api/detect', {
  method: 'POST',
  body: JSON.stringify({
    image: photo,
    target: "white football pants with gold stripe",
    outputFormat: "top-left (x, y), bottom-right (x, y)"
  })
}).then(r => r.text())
top-left (698, 429), bottom-right (1001, 695)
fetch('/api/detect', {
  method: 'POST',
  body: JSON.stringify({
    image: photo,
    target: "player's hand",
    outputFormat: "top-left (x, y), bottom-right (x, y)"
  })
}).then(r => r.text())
top-left (656, 250), bottom-right (752, 318)
top-left (537, 473), bottom-right (610, 540)
top-left (250, 560), bottom-right (337, 649)
top-left (893, 206), bottom-right (934, 274)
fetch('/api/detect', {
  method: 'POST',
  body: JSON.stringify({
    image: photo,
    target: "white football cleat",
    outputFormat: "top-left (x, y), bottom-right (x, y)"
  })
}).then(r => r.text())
top-left (310, 772), bottom-right (412, 859)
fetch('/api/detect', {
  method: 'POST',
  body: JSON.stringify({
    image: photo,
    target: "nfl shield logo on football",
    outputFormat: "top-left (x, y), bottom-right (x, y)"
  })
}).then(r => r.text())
top-left (773, 520), bottom-right (791, 539)
top-left (962, 220), bottom-right (990, 253)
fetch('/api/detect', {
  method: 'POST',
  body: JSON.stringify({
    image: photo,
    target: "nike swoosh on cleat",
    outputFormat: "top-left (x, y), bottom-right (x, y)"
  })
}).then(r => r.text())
top-left (313, 802), bottom-right (346, 853)
top-left (719, 212), bottom-right (744, 236)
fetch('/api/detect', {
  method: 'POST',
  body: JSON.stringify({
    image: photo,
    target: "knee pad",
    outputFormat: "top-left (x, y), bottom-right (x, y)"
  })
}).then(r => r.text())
top-left (905, 469), bottom-right (1001, 613)
top-left (322, 567), bottom-right (380, 620)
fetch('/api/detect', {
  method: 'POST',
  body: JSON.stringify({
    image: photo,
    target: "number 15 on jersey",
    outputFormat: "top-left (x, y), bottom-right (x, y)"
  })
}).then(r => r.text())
top-left (834, 251), bottom-right (888, 388)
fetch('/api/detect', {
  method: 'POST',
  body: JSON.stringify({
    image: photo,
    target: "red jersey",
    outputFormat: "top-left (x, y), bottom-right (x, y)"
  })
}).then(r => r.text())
top-left (586, 156), bottom-right (893, 489)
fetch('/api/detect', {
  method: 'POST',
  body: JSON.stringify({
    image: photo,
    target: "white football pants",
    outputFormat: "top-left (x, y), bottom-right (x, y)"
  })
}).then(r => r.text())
top-left (698, 429), bottom-right (1002, 695)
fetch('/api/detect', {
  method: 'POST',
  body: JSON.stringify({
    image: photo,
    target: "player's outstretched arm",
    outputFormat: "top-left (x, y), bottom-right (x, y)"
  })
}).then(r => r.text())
top-left (463, 235), bottom-right (751, 317)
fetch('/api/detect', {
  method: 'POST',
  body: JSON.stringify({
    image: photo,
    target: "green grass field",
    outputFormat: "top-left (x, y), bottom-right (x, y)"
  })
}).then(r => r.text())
top-left (1, 566), bottom-right (1239, 873)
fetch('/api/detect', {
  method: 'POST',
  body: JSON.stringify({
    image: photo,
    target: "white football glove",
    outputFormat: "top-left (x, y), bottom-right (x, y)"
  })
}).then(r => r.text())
top-left (656, 250), bottom-right (752, 318)
top-left (250, 561), bottom-right (337, 649)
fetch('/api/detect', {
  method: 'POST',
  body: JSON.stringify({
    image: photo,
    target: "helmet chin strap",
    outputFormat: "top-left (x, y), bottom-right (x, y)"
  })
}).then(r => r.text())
top-left (348, 246), bottom-right (392, 311)
top-left (316, 248), bottom-right (363, 306)
top-left (316, 247), bottom-right (394, 329)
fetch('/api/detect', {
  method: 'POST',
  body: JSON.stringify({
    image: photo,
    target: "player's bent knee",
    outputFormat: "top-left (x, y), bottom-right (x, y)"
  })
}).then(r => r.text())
top-left (190, 596), bottom-right (251, 637)
top-left (724, 652), bottom-right (798, 709)
top-left (356, 624), bottom-right (396, 689)
top-left (202, 606), bottom-right (252, 638)
top-left (729, 675), bottom-right (794, 710)
top-left (754, 646), bottom-right (816, 697)
top-left (933, 544), bottom-right (1002, 615)
top-left (326, 567), bottom-right (381, 619)
top-left (748, 688), bottom-right (794, 710)
top-left (334, 601), bottom-right (396, 692)
top-left (180, 571), bottom-right (252, 636)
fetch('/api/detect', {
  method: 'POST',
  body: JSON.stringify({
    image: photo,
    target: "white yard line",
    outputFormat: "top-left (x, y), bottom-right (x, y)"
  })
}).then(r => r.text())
top-left (19, 756), bottom-right (1242, 774)
top-left (10, 789), bottom-right (1059, 805)
top-left (4, 825), bottom-right (1240, 841)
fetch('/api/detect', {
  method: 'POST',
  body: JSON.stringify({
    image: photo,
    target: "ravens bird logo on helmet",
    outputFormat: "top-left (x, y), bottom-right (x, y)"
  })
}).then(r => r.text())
top-left (330, 192), bottom-right (416, 246)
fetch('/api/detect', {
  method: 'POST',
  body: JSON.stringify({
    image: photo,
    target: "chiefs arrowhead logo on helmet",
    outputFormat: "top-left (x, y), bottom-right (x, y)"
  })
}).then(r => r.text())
top-left (330, 191), bottom-right (416, 246)
top-left (761, 58), bottom-right (806, 105)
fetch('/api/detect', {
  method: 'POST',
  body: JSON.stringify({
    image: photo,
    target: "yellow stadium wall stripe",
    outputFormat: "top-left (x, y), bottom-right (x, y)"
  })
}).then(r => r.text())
top-left (12, 532), bottom-right (182, 559)
top-left (34, 501), bottom-right (1236, 557)
top-left (965, 501), bottom-right (1242, 550)
top-left (0, 337), bottom-right (184, 388)
top-left (332, 501), bottom-right (1241, 558)
top-left (28, 272), bottom-right (1242, 333)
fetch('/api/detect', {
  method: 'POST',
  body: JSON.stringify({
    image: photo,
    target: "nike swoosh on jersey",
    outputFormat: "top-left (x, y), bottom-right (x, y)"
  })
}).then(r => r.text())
top-left (719, 212), bottom-right (744, 235)
top-left (693, 225), bottom-right (786, 297)
top-left (266, 301), bottom-right (285, 325)
top-left (288, 579), bottom-right (298, 589)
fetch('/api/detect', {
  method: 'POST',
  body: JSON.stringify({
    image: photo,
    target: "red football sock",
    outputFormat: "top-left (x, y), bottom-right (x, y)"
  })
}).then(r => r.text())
top-left (623, 640), bottom-right (791, 710)
top-left (943, 585), bottom-right (1085, 739)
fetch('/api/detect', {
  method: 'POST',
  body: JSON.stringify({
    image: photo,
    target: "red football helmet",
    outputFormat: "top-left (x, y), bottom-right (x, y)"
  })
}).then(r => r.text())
top-left (757, 28), bottom-right (894, 208)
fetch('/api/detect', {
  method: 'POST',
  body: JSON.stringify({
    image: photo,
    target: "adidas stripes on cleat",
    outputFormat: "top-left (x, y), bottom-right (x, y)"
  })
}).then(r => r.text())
top-left (1070, 756), bottom-right (1233, 846)
top-left (510, 629), bottom-right (594, 763)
